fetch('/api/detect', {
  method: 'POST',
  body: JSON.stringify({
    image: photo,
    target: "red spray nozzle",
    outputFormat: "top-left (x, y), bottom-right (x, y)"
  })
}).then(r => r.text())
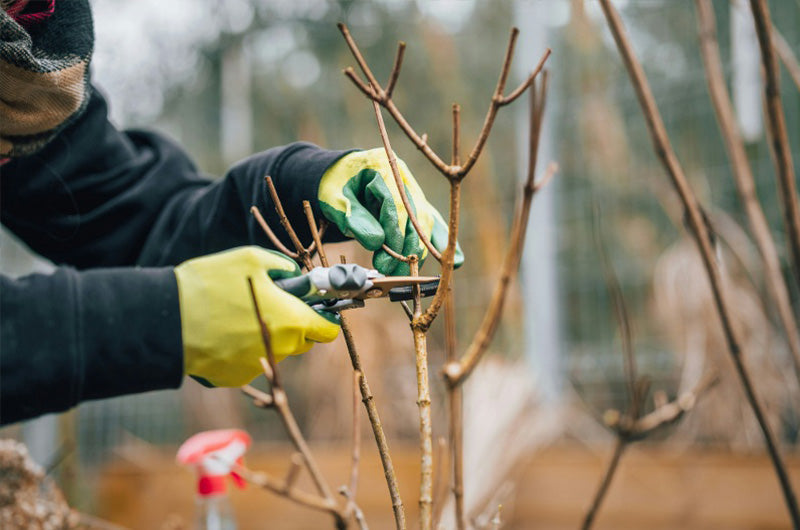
top-left (177, 429), bottom-right (252, 497)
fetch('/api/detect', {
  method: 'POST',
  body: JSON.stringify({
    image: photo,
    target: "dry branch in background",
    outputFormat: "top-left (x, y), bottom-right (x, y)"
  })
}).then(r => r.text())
top-left (771, 24), bottom-right (800, 92)
top-left (694, 0), bottom-right (800, 385)
top-left (598, 0), bottom-right (799, 525)
top-left (579, 211), bottom-right (719, 530)
top-left (749, 0), bottom-right (800, 288)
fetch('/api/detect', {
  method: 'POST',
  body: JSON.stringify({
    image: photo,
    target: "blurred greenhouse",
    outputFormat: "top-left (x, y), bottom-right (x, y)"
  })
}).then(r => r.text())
top-left (1, 0), bottom-right (798, 527)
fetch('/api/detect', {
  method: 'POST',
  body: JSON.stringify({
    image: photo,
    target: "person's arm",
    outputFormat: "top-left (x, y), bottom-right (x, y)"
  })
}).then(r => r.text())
top-left (0, 86), bottom-right (351, 269)
top-left (0, 267), bottom-right (182, 425)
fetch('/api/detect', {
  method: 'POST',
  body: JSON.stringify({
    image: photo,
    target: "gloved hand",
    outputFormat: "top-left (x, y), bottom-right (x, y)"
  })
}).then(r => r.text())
top-left (318, 148), bottom-right (464, 275)
top-left (174, 246), bottom-right (340, 387)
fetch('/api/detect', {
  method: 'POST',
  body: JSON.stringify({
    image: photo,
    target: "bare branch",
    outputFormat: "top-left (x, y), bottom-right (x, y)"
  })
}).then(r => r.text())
top-left (593, 206), bottom-right (636, 407)
top-left (445, 162), bottom-right (557, 387)
top-left (339, 259), bottom-right (407, 530)
top-left (338, 24), bottom-right (456, 175)
top-left (459, 45), bottom-right (550, 177)
top-left (241, 384), bottom-right (273, 408)
top-left (632, 372), bottom-right (719, 436)
top-left (344, 66), bottom-right (379, 99)
top-left (338, 22), bottom-right (384, 96)
top-left (772, 25), bottom-right (800, 92)
top-left (750, 0), bottom-right (800, 289)
top-left (303, 201), bottom-right (330, 267)
top-left (499, 49), bottom-right (552, 106)
top-left (247, 278), bottom-right (281, 388)
top-left (386, 42), bottom-right (407, 99)
top-left (452, 104), bottom-right (461, 167)
top-left (250, 206), bottom-right (298, 258)
top-left (372, 99), bottom-right (442, 262)
top-left (264, 176), bottom-right (313, 269)
top-left (695, 0), bottom-right (800, 383)
top-left (599, 0), bottom-right (799, 523)
top-left (580, 439), bottom-right (625, 530)
top-left (285, 453), bottom-right (303, 491)
top-left (381, 243), bottom-right (413, 263)
top-left (232, 464), bottom-right (340, 516)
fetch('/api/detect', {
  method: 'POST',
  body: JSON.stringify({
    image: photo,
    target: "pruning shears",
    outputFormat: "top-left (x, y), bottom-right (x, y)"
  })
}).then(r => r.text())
top-left (274, 263), bottom-right (440, 313)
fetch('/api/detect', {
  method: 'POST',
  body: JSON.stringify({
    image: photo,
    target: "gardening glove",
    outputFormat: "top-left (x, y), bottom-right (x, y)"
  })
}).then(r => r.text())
top-left (174, 246), bottom-right (340, 387)
top-left (318, 148), bottom-right (464, 275)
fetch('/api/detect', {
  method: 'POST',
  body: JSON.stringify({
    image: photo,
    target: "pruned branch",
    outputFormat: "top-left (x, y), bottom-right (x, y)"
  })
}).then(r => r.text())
top-left (598, 0), bottom-right (799, 525)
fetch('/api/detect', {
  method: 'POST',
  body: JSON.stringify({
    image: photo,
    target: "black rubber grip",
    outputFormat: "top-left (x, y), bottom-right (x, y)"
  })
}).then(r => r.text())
top-left (388, 281), bottom-right (440, 301)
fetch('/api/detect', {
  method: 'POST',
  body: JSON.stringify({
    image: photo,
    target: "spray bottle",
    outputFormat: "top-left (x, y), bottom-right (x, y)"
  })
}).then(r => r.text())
top-left (177, 429), bottom-right (252, 530)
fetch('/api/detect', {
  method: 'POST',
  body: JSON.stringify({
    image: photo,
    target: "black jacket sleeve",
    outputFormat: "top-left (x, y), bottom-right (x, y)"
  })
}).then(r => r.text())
top-left (0, 86), bottom-right (351, 424)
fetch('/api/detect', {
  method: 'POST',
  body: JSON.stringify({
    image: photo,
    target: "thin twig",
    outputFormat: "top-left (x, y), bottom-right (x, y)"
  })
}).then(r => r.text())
top-left (443, 76), bottom-right (554, 386)
top-left (340, 486), bottom-right (369, 530)
top-left (400, 300), bottom-right (414, 320)
top-left (339, 23), bottom-right (549, 181)
top-left (246, 280), bottom-right (344, 527)
top-left (247, 278), bottom-right (281, 388)
top-left (444, 163), bottom-right (557, 387)
top-left (250, 206), bottom-right (299, 258)
top-left (241, 384), bottom-right (274, 408)
top-left (593, 206), bottom-right (637, 407)
top-left (452, 104), bottom-right (461, 167)
top-left (233, 463), bottom-right (340, 516)
top-left (382, 243), bottom-right (413, 262)
top-left (580, 439), bottom-right (625, 530)
top-left (772, 24), bottom-right (800, 94)
top-left (459, 38), bottom-right (550, 178)
top-left (338, 23), bottom-right (383, 96)
top-left (629, 372), bottom-right (719, 436)
top-left (599, 1), bottom-right (799, 524)
top-left (265, 176), bottom-right (313, 269)
top-left (695, 0), bottom-right (800, 383)
top-left (339, 257), bottom-right (407, 530)
top-left (750, 0), bottom-right (800, 289)
top-left (415, 178), bottom-right (462, 331)
top-left (303, 200), bottom-right (329, 267)
top-left (338, 23), bottom-right (450, 174)
top-left (386, 42), bottom-right (407, 99)
top-left (372, 99), bottom-right (442, 262)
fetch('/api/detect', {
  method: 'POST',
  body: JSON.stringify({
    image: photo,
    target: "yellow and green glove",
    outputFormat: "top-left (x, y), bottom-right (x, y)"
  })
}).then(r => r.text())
top-left (318, 148), bottom-right (464, 275)
top-left (174, 246), bottom-right (340, 387)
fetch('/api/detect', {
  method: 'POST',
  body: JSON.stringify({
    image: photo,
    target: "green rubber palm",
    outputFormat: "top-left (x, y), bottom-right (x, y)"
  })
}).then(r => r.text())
top-left (318, 149), bottom-right (464, 275)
